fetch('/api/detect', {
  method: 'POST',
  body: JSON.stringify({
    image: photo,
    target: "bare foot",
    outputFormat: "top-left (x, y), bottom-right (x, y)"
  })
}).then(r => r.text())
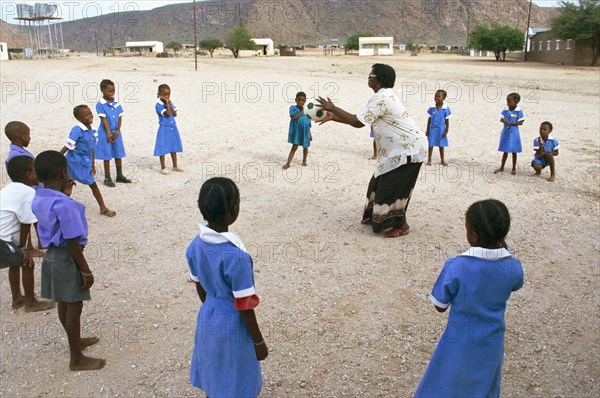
top-left (547, 175), bottom-right (556, 182)
top-left (70, 355), bottom-right (106, 371)
top-left (81, 337), bottom-right (100, 349)
top-left (24, 299), bottom-right (55, 312)
top-left (160, 168), bottom-right (170, 175)
top-left (441, 161), bottom-right (448, 167)
top-left (100, 207), bottom-right (116, 217)
top-left (172, 167), bottom-right (184, 172)
top-left (426, 161), bottom-right (432, 166)
top-left (12, 296), bottom-right (25, 309)
top-left (301, 162), bottom-right (308, 167)
top-left (533, 172), bottom-right (541, 177)
top-left (510, 169), bottom-right (517, 175)
top-left (370, 155), bottom-right (377, 160)
top-left (493, 168), bottom-right (503, 174)
top-left (282, 164), bottom-right (290, 170)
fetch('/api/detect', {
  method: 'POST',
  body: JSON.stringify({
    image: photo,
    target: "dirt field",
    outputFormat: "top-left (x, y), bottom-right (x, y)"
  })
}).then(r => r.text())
top-left (1, 51), bottom-right (598, 397)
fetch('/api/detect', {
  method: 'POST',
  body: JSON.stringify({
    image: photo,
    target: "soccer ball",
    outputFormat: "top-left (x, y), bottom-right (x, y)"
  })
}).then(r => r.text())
top-left (304, 98), bottom-right (328, 122)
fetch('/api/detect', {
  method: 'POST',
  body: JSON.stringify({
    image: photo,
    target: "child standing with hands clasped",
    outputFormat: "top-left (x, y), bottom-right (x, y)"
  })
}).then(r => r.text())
top-left (495, 92), bottom-right (524, 175)
top-left (154, 84), bottom-right (183, 174)
top-left (60, 105), bottom-right (116, 217)
top-left (32, 150), bottom-right (105, 371)
top-left (187, 177), bottom-right (267, 397)
top-left (425, 89), bottom-right (452, 166)
top-left (531, 121), bottom-right (559, 182)
top-left (414, 199), bottom-right (524, 398)
top-left (95, 79), bottom-right (132, 187)
top-left (283, 91), bottom-right (312, 169)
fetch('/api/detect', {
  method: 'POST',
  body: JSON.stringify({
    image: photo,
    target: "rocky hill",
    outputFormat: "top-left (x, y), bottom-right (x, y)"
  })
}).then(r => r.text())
top-left (1, 0), bottom-right (559, 52)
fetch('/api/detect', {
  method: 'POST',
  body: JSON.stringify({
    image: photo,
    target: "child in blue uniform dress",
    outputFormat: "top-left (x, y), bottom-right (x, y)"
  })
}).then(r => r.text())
top-left (414, 199), bottom-right (524, 398)
top-left (531, 121), bottom-right (559, 182)
top-left (495, 93), bottom-right (524, 175)
top-left (283, 91), bottom-right (312, 169)
top-left (426, 89), bottom-right (452, 166)
top-left (32, 150), bottom-right (105, 371)
top-left (59, 105), bottom-right (115, 217)
top-left (95, 79), bottom-right (131, 187)
top-left (4, 121), bottom-right (35, 169)
top-left (154, 84), bottom-right (183, 175)
top-left (187, 177), bottom-right (267, 398)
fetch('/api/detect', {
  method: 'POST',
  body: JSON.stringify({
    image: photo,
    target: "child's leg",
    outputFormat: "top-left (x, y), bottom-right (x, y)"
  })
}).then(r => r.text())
top-left (8, 267), bottom-right (24, 308)
top-left (494, 153), bottom-right (508, 173)
top-left (58, 301), bottom-right (105, 371)
top-left (426, 147), bottom-right (433, 165)
top-left (510, 153), bottom-right (517, 175)
top-left (33, 222), bottom-right (44, 251)
top-left (439, 147), bottom-right (447, 166)
top-left (302, 148), bottom-right (308, 166)
top-left (159, 155), bottom-right (166, 170)
top-left (103, 160), bottom-right (115, 187)
top-left (372, 139), bottom-right (377, 159)
top-left (90, 183), bottom-right (116, 217)
top-left (545, 153), bottom-right (556, 181)
top-left (171, 153), bottom-right (183, 171)
top-left (115, 158), bottom-right (132, 183)
top-left (532, 164), bottom-right (543, 175)
top-left (21, 262), bottom-right (54, 312)
top-left (283, 145), bottom-right (299, 169)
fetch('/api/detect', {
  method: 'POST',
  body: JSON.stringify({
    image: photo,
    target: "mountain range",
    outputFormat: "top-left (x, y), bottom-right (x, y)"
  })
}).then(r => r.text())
top-left (0, 0), bottom-right (559, 52)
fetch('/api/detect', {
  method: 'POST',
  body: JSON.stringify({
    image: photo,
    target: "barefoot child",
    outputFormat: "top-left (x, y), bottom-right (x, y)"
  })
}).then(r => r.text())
top-left (95, 79), bottom-right (132, 187)
top-left (0, 156), bottom-right (54, 312)
top-left (414, 199), bottom-right (524, 397)
top-left (32, 150), bottom-right (105, 371)
top-left (187, 177), bottom-right (267, 397)
top-left (60, 105), bottom-right (116, 217)
top-left (425, 89), bottom-right (452, 166)
top-left (283, 91), bottom-right (312, 169)
top-left (154, 84), bottom-right (183, 174)
top-left (531, 121), bottom-right (559, 182)
top-left (495, 93), bottom-right (524, 175)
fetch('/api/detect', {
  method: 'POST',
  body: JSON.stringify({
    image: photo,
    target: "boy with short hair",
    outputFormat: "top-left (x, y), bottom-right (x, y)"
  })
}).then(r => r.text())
top-left (4, 121), bottom-right (34, 169)
top-left (531, 121), bottom-right (559, 182)
top-left (0, 156), bottom-right (54, 312)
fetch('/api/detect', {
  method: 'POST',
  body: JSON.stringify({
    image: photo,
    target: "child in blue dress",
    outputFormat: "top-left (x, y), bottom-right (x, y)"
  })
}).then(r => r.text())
top-left (60, 105), bottom-right (115, 217)
top-left (531, 121), bottom-right (559, 182)
top-left (95, 79), bottom-right (132, 187)
top-left (283, 91), bottom-right (312, 169)
top-left (425, 89), bottom-right (452, 166)
top-left (495, 93), bottom-right (524, 175)
top-left (414, 199), bottom-right (524, 398)
top-left (187, 177), bottom-right (267, 397)
top-left (32, 150), bottom-right (105, 371)
top-left (154, 84), bottom-right (183, 175)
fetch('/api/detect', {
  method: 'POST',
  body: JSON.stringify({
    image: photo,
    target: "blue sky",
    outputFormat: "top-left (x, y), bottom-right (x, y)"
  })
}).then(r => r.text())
top-left (1, 1), bottom-right (576, 24)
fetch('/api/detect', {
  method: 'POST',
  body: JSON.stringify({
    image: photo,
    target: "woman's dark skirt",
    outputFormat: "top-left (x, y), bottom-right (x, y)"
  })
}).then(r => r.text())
top-left (362, 162), bottom-right (422, 233)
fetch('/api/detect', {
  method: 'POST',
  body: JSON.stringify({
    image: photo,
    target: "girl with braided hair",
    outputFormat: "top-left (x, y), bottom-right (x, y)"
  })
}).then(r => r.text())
top-left (414, 199), bottom-right (524, 398)
top-left (186, 177), bottom-right (267, 397)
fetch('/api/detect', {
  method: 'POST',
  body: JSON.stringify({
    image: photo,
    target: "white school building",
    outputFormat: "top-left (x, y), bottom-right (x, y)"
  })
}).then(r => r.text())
top-left (359, 37), bottom-right (394, 56)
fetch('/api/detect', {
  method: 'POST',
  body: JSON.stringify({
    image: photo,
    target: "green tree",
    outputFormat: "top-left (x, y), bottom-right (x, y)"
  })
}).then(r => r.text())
top-left (165, 41), bottom-right (182, 53)
top-left (406, 40), bottom-right (420, 56)
top-left (345, 32), bottom-right (375, 51)
top-left (469, 24), bottom-right (524, 61)
top-left (199, 38), bottom-right (224, 58)
top-left (226, 26), bottom-right (257, 58)
top-left (551, 0), bottom-right (600, 66)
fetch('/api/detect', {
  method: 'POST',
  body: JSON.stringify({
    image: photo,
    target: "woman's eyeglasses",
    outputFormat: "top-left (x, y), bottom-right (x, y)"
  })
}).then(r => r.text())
top-left (368, 74), bottom-right (377, 79)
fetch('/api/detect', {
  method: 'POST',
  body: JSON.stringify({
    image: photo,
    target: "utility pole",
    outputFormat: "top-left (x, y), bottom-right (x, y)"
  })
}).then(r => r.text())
top-left (194, 0), bottom-right (198, 71)
top-left (524, 0), bottom-right (533, 62)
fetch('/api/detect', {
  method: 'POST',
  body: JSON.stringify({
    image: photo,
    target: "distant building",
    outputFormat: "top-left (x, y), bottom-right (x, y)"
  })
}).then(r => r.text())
top-left (0, 42), bottom-right (9, 61)
top-left (125, 41), bottom-right (164, 55)
top-left (528, 30), bottom-right (596, 66)
top-left (525, 27), bottom-right (551, 52)
top-left (252, 38), bottom-right (274, 56)
top-left (359, 37), bottom-right (394, 56)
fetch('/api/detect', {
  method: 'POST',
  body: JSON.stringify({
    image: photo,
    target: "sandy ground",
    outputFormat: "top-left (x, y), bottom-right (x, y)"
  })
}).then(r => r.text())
top-left (0, 51), bottom-right (599, 397)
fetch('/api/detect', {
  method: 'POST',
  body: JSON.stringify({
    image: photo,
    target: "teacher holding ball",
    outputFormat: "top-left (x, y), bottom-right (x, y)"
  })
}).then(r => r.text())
top-left (317, 64), bottom-right (427, 238)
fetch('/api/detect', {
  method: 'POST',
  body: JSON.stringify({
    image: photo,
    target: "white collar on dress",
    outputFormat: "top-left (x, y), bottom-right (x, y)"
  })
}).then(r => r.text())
top-left (99, 98), bottom-right (119, 105)
top-left (156, 98), bottom-right (164, 105)
top-left (546, 135), bottom-right (557, 141)
top-left (431, 102), bottom-right (449, 109)
top-left (198, 224), bottom-right (247, 253)
top-left (503, 106), bottom-right (522, 112)
top-left (461, 247), bottom-right (512, 260)
top-left (77, 122), bottom-right (93, 131)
